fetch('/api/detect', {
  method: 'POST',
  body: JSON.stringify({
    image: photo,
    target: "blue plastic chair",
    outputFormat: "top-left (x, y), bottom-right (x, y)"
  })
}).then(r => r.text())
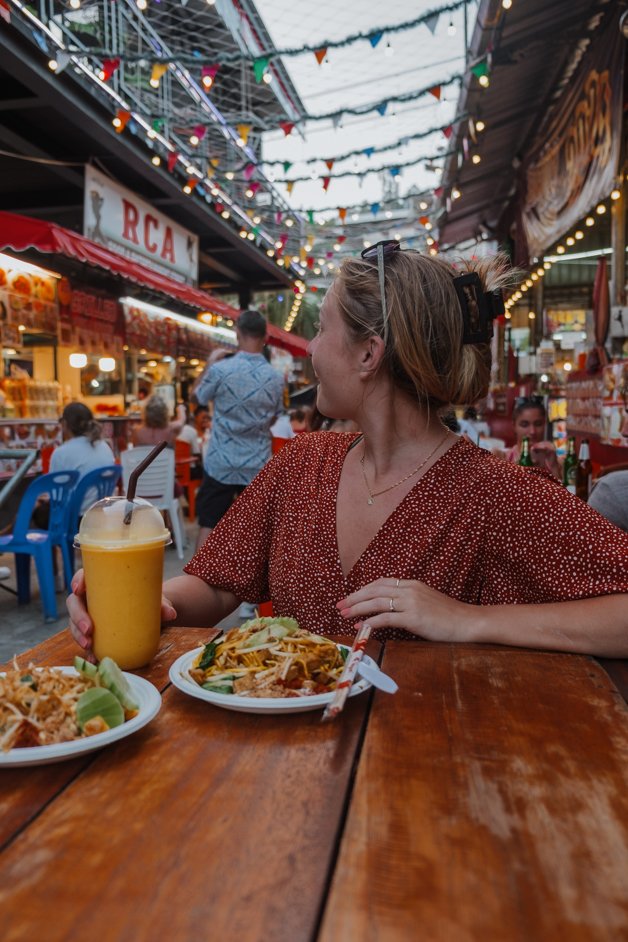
top-left (65, 465), bottom-right (122, 570)
top-left (0, 470), bottom-right (78, 620)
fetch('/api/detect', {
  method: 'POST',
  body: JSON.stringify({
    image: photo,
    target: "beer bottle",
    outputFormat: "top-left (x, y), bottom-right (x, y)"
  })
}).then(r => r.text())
top-left (518, 437), bottom-right (534, 467)
top-left (575, 439), bottom-right (592, 500)
top-left (562, 436), bottom-right (577, 494)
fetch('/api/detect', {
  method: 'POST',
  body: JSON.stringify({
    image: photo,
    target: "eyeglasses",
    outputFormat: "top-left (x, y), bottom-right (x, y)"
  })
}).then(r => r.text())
top-left (360, 239), bottom-right (401, 344)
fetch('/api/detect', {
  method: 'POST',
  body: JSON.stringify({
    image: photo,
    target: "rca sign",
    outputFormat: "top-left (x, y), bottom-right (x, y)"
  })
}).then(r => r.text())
top-left (84, 165), bottom-right (198, 285)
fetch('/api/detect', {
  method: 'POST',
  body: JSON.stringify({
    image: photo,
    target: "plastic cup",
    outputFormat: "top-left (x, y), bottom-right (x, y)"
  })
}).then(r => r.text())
top-left (75, 496), bottom-right (171, 669)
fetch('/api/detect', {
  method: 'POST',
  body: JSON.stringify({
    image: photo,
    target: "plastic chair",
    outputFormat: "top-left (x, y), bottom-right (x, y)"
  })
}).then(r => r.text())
top-left (65, 465), bottom-right (122, 570)
top-left (175, 439), bottom-right (201, 520)
top-left (0, 469), bottom-right (79, 620)
top-left (120, 446), bottom-right (185, 559)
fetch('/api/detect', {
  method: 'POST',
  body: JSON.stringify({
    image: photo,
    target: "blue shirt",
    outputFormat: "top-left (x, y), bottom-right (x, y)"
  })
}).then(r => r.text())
top-left (195, 351), bottom-right (284, 485)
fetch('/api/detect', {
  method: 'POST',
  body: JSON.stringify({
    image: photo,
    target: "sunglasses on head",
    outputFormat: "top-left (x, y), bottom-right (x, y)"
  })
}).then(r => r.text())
top-left (515, 396), bottom-right (545, 408)
top-left (360, 239), bottom-right (504, 346)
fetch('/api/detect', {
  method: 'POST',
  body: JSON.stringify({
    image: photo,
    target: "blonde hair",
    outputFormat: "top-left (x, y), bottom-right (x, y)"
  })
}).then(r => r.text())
top-left (144, 395), bottom-right (169, 429)
top-left (335, 250), bottom-right (513, 408)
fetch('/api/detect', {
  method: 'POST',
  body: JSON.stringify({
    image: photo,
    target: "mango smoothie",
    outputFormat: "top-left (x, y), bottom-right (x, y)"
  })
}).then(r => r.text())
top-left (76, 497), bottom-right (171, 669)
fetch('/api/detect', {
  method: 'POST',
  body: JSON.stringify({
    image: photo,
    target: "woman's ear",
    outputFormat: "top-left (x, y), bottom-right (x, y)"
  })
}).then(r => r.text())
top-left (358, 334), bottom-right (386, 377)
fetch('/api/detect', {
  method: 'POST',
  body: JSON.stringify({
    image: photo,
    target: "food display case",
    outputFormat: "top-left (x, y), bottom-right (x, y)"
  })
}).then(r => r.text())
top-left (0, 417), bottom-right (62, 478)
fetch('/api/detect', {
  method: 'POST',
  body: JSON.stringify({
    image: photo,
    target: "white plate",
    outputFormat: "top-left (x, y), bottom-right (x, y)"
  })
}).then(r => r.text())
top-left (0, 667), bottom-right (161, 767)
top-left (169, 644), bottom-right (373, 715)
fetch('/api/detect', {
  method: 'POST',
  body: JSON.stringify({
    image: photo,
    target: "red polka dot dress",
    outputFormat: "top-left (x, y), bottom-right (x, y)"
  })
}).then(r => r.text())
top-left (185, 433), bottom-right (628, 641)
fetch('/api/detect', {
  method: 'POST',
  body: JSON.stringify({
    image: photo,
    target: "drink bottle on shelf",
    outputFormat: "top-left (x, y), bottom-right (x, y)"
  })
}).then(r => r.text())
top-left (575, 439), bottom-right (592, 500)
top-left (518, 437), bottom-right (534, 467)
top-left (562, 436), bottom-right (577, 494)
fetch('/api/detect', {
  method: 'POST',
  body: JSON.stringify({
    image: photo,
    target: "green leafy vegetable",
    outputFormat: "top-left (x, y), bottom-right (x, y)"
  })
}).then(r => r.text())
top-left (198, 642), bottom-right (218, 671)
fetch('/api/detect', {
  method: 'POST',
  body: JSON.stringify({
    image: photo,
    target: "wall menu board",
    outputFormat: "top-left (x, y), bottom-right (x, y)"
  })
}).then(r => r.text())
top-left (565, 371), bottom-right (604, 437)
top-left (600, 362), bottom-right (628, 446)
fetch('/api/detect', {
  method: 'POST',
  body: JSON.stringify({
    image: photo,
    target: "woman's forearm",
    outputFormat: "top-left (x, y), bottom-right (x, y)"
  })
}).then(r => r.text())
top-left (470, 594), bottom-right (628, 658)
top-left (162, 574), bottom-right (239, 628)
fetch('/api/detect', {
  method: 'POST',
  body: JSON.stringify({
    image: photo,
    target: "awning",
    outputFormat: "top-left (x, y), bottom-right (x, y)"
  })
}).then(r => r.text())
top-left (0, 211), bottom-right (310, 356)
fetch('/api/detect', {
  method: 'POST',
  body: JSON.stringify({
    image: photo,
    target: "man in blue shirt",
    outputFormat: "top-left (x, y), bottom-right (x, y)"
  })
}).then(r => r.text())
top-left (192, 309), bottom-right (284, 551)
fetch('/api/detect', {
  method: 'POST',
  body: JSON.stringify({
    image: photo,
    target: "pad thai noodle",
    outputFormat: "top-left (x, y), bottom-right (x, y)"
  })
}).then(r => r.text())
top-left (0, 664), bottom-right (93, 751)
top-left (189, 618), bottom-right (347, 698)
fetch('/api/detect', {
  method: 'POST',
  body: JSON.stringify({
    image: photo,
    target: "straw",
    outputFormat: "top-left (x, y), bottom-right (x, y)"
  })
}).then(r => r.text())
top-left (123, 440), bottom-right (168, 525)
top-left (321, 622), bottom-right (372, 723)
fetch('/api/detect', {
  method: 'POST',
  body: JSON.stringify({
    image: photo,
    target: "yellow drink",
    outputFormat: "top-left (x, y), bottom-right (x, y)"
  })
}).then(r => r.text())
top-left (76, 496), bottom-right (171, 670)
top-left (82, 541), bottom-right (165, 669)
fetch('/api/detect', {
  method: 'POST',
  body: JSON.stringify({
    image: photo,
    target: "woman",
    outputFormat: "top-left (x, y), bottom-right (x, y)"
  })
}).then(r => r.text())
top-left (50, 402), bottom-right (114, 478)
top-left (68, 243), bottom-right (628, 657)
top-left (495, 396), bottom-right (560, 477)
top-left (131, 395), bottom-right (186, 448)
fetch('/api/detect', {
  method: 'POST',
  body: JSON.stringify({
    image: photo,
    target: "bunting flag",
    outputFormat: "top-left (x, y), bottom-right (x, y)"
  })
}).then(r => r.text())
top-left (471, 59), bottom-right (489, 79)
top-left (101, 57), bottom-right (121, 81)
top-left (152, 118), bottom-right (164, 133)
top-left (243, 163), bottom-right (256, 181)
top-left (370, 202), bottom-right (380, 214)
top-left (283, 255), bottom-right (292, 268)
top-left (210, 157), bottom-right (220, 168)
top-left (300, 247), bottom-right (308, 262)
top-left (214, 202), bottom-right (224, 214)
top-left (283, 161), bottom-right (292, 172)
top-left (428, 85), bottom-right (441, 100)
top-left (326, 251), bottom-right (333, 259)
top-left (390, 167), bottom-right (400, 177)
top-left (253, 56), bottom-right (269, 83)
top-left (424, 12), bottom-right (439, 34)
top-left (114, 110), bottom-right (131, 133)
top-left (377, 103), bottom-right (388, 116)
top-left (237, 124), bottom-right (252, 145)
top-left (280, 122), bottom-right (295, 137)
top-left (314, 48), bottom-right (328, 65)
top-left (185, 178), bottom-right (198, 192)
top-left (338, 207), bottom-right (347, 223)
top-left (322, 176), bottom-right (331, 192)
top-left (363, 147), bottom-right (375, 157)
top-left (275, 211), bottom-right (283, 224)
top-left (419, 215), bottom-right (429, 226)
top-left (201, 64), bottom-right (219, 88)
top-left (306, 256), bottom-right (314, 268)
top-left (434, 186), bottom-right (444, 198)
top-left (32, 31), bottom-right (48, 53)
top-left (307, 210), bottom-right (315, 224)
top-left (337, 235), bottom-right (347, 244)
top-left (325, 159), bottom-right (334, 172)
top-left (442, 125), bottom-right (453, 139)
top-left (286, 181), bottom-right (295, 195)
top-left (249, 181), bottom-right (261, 195)
top-left (252, 225), bottom-right (260, 236)
top-left (0, 0), bottom-right (11, 24)
top-left (167, 151), bottom-right (179, 172)
top-left (369, 31), bottom-right (383, 48)
top-left (150, 63), bottom-right (168, 86)
top-left (191, 124), bottom-right (206, 142)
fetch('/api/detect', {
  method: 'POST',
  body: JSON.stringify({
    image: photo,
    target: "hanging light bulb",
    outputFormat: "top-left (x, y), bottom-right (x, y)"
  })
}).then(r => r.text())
top-left (262, 71), bottom-right (272, 84)
top-left (384, 41), bottom-right (393, 57)
top-left (69, 0), bottom-right (81, 8)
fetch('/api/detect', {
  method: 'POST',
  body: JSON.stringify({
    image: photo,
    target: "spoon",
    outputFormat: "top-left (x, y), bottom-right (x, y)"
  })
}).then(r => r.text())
top-left (357, 661), bottom-right (398, 694)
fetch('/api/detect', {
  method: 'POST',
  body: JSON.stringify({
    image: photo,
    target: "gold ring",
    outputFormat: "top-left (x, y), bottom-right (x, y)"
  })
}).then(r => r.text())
top-left (389, 597), bottom-right (395, 612)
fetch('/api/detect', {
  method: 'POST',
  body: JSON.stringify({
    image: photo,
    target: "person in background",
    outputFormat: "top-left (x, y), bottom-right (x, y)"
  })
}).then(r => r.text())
top-left (493, 396), bottom-right (561, 477)
top-left (289, 408), bottom-right (308, 434)
top-left (50, 402), bottom-right (114, 480)
top-left (588, 385), bottom-right (628, 531)
top-left (191, 309), bottom-right (284, 555)
top-left (131, 395), bottom-right (186, 448)
top-left (69, 242), bottom-right (628, 659)
top-left (177, 403), bottom-right (202, 455)
top-left (457, 405), bottom-right (491, 444)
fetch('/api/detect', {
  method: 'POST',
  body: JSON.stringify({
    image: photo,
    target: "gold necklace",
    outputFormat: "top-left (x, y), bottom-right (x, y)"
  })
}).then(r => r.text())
top-left (359, 430), bottom-right (450, 505)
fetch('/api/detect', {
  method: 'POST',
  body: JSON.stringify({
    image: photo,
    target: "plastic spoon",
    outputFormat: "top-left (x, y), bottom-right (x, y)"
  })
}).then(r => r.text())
top-left (357, 661), bottom-right (398, 694)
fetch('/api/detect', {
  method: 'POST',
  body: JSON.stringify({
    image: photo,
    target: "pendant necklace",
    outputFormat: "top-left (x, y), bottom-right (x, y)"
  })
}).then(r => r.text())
top-left (360, 430), bottom-right (450, 505)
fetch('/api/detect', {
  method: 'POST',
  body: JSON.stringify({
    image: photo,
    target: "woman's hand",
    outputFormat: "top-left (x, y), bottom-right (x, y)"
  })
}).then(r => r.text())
top-left (67, 570), bottom-right (177, 661)
top-left (336, 577), bottom-right (476, 642)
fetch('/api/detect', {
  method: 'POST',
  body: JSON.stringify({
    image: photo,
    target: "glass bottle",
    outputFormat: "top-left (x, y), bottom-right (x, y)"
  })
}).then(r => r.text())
top-left (575, 439), bottom-right (592, 500)
top-left (562, 436), bottom-right (577, 494)
top-left (518, 436), bottom-right (534, 467)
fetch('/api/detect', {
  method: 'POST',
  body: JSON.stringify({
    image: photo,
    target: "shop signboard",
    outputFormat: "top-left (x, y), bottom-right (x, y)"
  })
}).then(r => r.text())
top-left (84, 166), bottom-right (199, 286)
top-left (0, 257), bottom-right (58, 334)
top-left (521, 12), bottom-right (624, 260)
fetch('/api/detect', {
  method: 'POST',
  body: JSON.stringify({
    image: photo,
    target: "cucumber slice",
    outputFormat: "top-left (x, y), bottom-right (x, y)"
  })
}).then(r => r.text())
top-left (73, 656), bottom-right (99, 681)
top-left (97, 656), bottom-right (139, 712)
top-left (202, 681), bottom-right (235, 694)
top-left (76, 687), bottom-right (124, 731)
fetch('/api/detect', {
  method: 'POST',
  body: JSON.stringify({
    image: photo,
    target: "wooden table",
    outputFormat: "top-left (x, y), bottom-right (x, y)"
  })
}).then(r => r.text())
top-left (3, 633), bottom-right (628, 941)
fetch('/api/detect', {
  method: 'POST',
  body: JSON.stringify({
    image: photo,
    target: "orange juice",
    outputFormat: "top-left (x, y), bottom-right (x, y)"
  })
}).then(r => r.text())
top-left (76, 496), bottom-right (170, 669)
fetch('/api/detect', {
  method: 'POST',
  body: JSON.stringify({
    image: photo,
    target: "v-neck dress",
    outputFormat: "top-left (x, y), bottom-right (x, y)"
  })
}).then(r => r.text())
top-left (184, 432), bottom-right (628, 640)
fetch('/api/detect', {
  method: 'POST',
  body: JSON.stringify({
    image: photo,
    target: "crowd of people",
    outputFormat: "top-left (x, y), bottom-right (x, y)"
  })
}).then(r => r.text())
top-left (67, 243), bottom-right (628, 659)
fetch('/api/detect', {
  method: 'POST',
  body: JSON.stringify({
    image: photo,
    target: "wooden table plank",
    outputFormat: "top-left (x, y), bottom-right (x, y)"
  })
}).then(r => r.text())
top-left (1, 630), bottom-right (377, 942)
top-left (0, 627), bottom-right (217, 850)
top-left (319, 643), bottom-right (628, 942)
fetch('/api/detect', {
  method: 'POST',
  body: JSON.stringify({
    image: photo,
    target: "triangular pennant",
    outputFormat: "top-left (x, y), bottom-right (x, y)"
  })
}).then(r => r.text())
top-left (442, 125), bottom-right (453, 139)
top-left (210, 157), bottom-right (220, 168)
top-left (306, 256), bottom-right (314, 268)
top-left (377, 103), bottom-right (388, 117)
top-left (369, 31), bottom-right (383, 48)
top-left (428, 85), bottom-right (441, 101)
top-left (390, 167), bottom-right (400, 177)
top-left (337, 235), bottom-right (346, 244)
top-left (283, 161), bottom-right (292, 172)
top-left (152, 118), bottom-right (164, 133)
top-left (300, 247), bottom-right (308, 262)
top-left (280, 122), bottom-right (295, 137)
top-left (114, 110), bottom-right (131, 133)
top-left (286, 181), bottom-right (295, 195)
top-left (253, 56), bottom-right (269, 83)
top-left (167, 151), bottom-right (179, 173)
top-left (275, 211), bottom-right (283, 224)
top-left (307, 210), bottom-right (315, 224)
top-left (322, 176), bottom-right (331, 192)
top-left (314, 48), bottom-right (328, 65)
top-left (370, 202), bottom-right (380, 215)
top-left (419, 215), bottom-right (429, 226)
top-left (236, 124), bottom-right (252, 145)
top-left (243, 163), bottom-right (256, 181)
top-left (150, 63), bottom-right (168, 85)
top-left (325, 160), bottom-right (334, 172)
top-left (434, 186), bottom-right (444, 199)
top-left (338, 208), bottom-right (347, 223)
top-left (424, 12), bottom-right (439, 34)
top-left (326, 251), bottom-right (333, 259)
top-left (101, 58), bottom-right (121, 81)
top-left (362, 147), bottom-right (375, 157)
top-left (32, 31), bottom-right (48, 53)
top-left (471, 59), bottom-right (489, 79)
